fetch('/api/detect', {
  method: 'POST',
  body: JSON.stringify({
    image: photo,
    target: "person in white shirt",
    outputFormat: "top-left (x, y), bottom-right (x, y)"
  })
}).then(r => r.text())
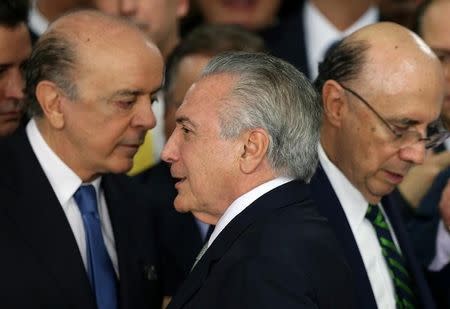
top-left (311, 21), bottom-right (447, 308)
top-left (161, 52), bottom-right (355, 309)
top-left (0, 10), bottom-right (164, 308)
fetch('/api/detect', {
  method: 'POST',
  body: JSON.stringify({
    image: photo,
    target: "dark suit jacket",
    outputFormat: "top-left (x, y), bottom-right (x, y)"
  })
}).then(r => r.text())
top-left (0, 129), bottom-right (162, 308)
top-left (260, 0), bottom-right (309, 77)
top-left (135, 162), bottom-right (206, 296)
top-left (167, 180), bottom-right (356, 309)
top-left (310, 165), bottom-right (435, 309)
top-left (406, 166), bottom-right (450, 308)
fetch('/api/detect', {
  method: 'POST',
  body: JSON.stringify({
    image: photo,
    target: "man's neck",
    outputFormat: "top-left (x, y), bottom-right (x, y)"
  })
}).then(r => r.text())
top-left (310, 0), bottom-right (373, 31)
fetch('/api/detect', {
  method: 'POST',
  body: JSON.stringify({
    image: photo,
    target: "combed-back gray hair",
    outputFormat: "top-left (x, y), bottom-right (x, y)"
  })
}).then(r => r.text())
top-left (202, 52), bottom-right (322, 181)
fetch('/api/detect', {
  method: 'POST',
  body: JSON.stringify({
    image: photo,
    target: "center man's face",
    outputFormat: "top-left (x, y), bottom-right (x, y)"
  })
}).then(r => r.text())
top-left (161, 74), bottom-right (242, 224)
top-left (0, 23), bottom-right (31, 137)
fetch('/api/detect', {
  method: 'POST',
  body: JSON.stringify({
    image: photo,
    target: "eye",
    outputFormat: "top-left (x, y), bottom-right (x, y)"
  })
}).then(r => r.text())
top-left (116, 99), bottom-right (136, 109)
top-left (181, 126), bottom-right (191, 134)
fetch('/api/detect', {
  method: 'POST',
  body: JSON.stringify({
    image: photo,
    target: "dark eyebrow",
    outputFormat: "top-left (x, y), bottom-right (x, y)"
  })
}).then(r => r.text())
top-left (108, 85), bottom-right (163, 99)
top-left (176, 116), bottom-right (197, 129)
top-left (393, 118), bottom-right (420, 127)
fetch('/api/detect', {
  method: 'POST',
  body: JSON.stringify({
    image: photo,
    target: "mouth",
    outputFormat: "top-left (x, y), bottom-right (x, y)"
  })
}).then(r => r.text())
top-left (174, 177), bottom-right (187, 189)
top-left (383, 169), bottom-right (405, 185)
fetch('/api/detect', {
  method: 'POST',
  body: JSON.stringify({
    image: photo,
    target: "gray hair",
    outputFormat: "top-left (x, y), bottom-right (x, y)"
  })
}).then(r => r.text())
top-left (25, 30), bottom-right (78, 117)
top-left (202, 52), bottom-right (322, 181)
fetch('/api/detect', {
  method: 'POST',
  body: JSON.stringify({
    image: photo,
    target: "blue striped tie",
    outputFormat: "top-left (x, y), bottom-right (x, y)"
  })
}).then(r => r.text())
top-left (366, 204), bottom-right (417, 309)
top-left (74, 185), bottom-right (118, 309)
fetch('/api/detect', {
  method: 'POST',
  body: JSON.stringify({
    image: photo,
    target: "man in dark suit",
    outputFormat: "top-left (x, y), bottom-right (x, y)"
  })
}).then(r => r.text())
top-left (135, 24), bottom-right (265, 298)
top-left (162, 52), bottom-right (355, 308)
top-left (311, 22), bottom-right (447, 308)
top-left (0, 0), bottom-right (31, 138)
top-left (0, 10), bottom-right (164, 308)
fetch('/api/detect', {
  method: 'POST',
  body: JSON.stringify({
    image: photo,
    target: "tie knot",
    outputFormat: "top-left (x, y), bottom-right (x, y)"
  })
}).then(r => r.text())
top-left (366, 203), bottom-right (389, 230)
top-left (74, 185), bottom-right (98, 215)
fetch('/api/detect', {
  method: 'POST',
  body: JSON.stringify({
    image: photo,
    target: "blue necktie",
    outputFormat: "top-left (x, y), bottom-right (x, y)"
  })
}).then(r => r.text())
top-left (74, 185), bottom-right (118, 309)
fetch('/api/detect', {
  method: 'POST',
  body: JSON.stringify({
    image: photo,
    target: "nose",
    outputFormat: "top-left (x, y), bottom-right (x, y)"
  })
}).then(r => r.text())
top-left (131, 96), bottom-right (156, 130)
top-left (399, 141), bottom-right (426, 165)
top-left (5, 68), bottom-right (25, 100)
top-left (119, 0), bottom-right (137, 16)
top-left (161, 130), bottom-right (179, 164)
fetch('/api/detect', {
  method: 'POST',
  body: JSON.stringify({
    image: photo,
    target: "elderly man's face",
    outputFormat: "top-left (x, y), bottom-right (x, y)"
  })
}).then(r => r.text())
top-left (161, 74), bottom-right (242, 224)
top-left (0, 23), bottom-right (31, 137)
top-left (59, 35), bottom-right (164, 178)
top-left (194, 0), bottom-right (281, 31)
top-left (331, 58), bottom-right (443, 203)
top-left (421, 1), bottom-right (450, 128)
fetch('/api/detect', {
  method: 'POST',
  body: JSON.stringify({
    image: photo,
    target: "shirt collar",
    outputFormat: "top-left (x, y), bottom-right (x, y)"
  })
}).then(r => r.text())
top-left (26, 118), bottom-right (102, 209)
top-left (28, 0), bottom-right (49, 36)
top-left (304, 1), bottom-right (379, 79)
top-left (318, 143), bottom-right (369, 232)
top-left (208, 176), bottom-right (294, 247)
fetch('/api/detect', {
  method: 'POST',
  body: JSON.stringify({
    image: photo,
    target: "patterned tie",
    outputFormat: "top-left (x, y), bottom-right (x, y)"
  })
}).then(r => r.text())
top-left (74, 185), bottom-right (118, 309)
top-left (191, 243), bottom-right (208, 272)
top-left (366, 204), bottom-right (417, 308)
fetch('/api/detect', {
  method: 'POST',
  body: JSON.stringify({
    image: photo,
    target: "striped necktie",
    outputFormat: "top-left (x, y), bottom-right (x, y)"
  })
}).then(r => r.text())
top-left (366, 204), bottom-right (417, 308)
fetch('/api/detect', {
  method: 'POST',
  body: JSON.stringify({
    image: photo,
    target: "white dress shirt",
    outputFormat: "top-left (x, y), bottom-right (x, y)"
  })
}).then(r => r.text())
top-left (304, 1), bottom-right (379, 79)
top-left (207, 177), bottom-right (294, 248)
top-left (319, 144), bottom-right (398, 309)
top-left (26, 119), bottom-right (119, 276)
top-left (28, 0), bottom-right (49, 37)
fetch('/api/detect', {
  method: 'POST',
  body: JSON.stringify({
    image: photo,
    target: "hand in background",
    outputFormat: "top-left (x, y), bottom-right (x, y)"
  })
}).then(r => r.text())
top-left (399, 151), bottom-right (450, 209)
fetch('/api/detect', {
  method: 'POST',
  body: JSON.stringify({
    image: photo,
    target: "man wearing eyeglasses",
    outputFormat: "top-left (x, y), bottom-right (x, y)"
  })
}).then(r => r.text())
top-left (310, 22), bottom-right (447, 309)
top-left (396, 1), bottom-right (450, 308)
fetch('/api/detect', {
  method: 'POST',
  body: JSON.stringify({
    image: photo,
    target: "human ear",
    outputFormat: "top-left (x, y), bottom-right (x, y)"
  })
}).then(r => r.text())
top-left (239, 128), bottom-right (269, 174)
top-left (35, 81), bottom-right (65, 129)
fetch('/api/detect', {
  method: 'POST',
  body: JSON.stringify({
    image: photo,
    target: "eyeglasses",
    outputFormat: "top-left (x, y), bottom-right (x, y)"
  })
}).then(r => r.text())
top-left (339, 83), bottom-right (450, 149)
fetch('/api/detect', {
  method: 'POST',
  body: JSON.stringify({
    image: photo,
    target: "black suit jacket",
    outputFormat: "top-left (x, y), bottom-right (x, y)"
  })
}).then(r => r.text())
top-left (0, 129), bottom-right (162, 308)
top-left (310, 165), bottom-right (435, 309)
top-left (406, 166), bottom-right (450, 308)
top-left (167, 180), bottom-right (355, 309)
top-left (135, 162), bottom-right (206, 295)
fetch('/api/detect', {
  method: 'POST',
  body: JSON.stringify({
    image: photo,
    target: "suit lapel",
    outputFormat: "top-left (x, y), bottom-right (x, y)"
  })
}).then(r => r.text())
top-left (102, 175), bottom-right (137, 308)
top-left (310, 165), bottom-right (377, 309)
top-left (168, 180), bottom-right (310, 308)
top-left (4, 130), bottom-right (95, 308)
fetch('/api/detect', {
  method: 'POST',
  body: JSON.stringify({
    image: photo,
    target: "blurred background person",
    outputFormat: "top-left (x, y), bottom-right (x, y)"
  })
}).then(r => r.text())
top-left (135, 24), bottom-right (265, 305)
top-left (94, 0), bottom-right (189, 175)
top-left (28, 0), bottom-right (93, 42)
top-left (184, 0), bottom-right (378, 79)
top-left (0, 0), bottom-right (31, 138)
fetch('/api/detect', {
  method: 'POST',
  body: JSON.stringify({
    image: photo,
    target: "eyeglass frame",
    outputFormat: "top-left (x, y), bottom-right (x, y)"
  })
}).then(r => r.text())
top-left (338, 82), bottom-right (450, 149)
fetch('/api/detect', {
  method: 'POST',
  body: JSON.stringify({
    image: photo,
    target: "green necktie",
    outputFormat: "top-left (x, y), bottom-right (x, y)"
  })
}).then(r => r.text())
top-left (366, 204), bottom-right (417, 309)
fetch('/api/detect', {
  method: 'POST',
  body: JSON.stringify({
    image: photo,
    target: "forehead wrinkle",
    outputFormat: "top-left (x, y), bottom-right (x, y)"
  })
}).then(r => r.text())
top-left (176, 116), bottom-right (198, 129)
